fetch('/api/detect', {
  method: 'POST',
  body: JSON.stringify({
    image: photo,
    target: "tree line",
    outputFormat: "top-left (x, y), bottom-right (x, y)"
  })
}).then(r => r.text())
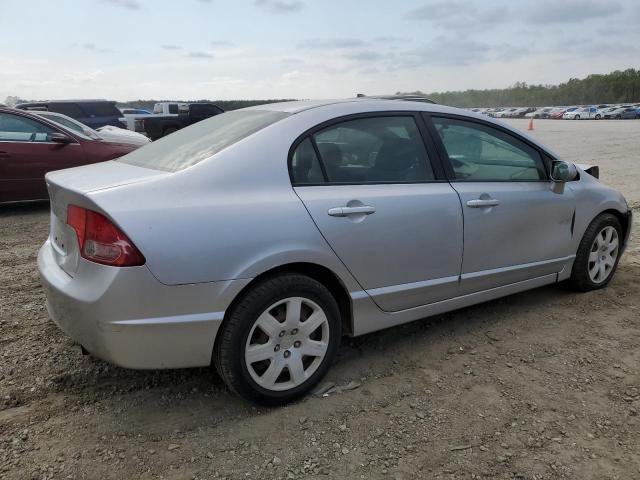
top-left (403, 68), bottom-right (640, 108)
top-left (6, 68), bottom-right (639, 111)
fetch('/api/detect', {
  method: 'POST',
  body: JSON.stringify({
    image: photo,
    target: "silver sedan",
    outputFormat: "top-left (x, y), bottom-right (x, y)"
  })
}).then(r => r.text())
top-left (38, 99), bottom-right (632, 404)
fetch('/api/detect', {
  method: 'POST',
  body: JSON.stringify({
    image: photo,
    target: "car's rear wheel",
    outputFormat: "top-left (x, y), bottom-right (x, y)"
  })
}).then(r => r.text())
top-left (595, 114), bottom-right (601, 120)
top-left (567, 213), bottom-right (622, 291)
top-left (574, 115), bottom-right (580, 120)
top-left (214, 274), bottom-right (341, 405)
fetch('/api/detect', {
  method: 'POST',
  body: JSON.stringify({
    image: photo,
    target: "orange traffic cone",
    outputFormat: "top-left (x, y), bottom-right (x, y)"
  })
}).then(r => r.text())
top-left (528, 118), bottom-right (534, 131)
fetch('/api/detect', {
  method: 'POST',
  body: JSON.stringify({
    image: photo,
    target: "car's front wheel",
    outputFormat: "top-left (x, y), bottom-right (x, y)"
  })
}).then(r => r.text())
top-left (568, 213), bottom-right (622, 291)
top-left (214, 274), bottom-right (341, 405)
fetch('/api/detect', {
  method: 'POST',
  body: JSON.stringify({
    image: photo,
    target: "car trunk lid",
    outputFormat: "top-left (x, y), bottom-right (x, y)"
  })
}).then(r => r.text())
top-left (45, 161), bottom-right (168, 276)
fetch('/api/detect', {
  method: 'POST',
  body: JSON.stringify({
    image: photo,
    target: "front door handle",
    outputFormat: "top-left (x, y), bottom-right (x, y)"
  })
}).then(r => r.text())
top-left (328, 205), bottom-right (376, 217)
top-left (466, 198), bottom-right (500, 208)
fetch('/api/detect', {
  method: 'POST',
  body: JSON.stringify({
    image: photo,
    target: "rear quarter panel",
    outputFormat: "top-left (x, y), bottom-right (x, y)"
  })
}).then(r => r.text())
top-left (85, 119), bottom-right (363, 292)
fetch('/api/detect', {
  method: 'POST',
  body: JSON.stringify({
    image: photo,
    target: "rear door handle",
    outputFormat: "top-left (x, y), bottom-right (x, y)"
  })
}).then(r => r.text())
top-left (466, 198), bottom-right (500, 208)
top-left (328, 205), bottom-right (376, 217)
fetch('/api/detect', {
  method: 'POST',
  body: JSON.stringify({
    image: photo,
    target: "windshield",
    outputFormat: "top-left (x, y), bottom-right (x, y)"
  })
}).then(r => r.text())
top-left (118, 109), bottom-right (289, 172)
top-left (37, 113), bottom-right (99, 140)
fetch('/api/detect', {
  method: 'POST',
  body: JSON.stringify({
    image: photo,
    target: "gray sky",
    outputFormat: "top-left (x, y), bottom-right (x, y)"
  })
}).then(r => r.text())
top-left (2, 0), bottom-right (639, 101)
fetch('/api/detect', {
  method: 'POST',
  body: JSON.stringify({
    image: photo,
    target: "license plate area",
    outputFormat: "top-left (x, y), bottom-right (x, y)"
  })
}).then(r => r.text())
top-left (50, 210), bottom-right (79, 276)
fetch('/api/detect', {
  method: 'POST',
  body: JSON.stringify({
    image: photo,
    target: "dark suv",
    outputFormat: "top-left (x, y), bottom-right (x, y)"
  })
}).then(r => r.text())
top-left (15, 100), bottom-right (126, 129)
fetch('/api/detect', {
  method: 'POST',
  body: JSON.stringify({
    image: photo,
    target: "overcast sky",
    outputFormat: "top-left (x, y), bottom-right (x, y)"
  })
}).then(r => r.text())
top-left (2, 0), bottom-right (639, 101)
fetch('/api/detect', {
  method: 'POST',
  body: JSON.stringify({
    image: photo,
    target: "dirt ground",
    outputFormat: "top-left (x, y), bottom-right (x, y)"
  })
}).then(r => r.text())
top-left (1, 119), bottom-right (639, 480)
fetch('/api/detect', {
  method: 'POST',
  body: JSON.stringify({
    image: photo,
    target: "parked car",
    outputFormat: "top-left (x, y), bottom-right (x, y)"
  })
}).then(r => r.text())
top-left (485, 108), bottom-right (504, 117)
top-left (494, 108), bottom-right (517, 118)
top-left (603, 106), bottom-right (635, 119)
top-left (16, 100), bottom-right (127, 129)
top-left (550, 107), bottom-right (576, 119)
top-left (122, 103), bottom-right (190, 132)
top-left (526, 107), bottom-right (553, 119)
top-left (34, 111), bottom-right (151, 146)
top-left (620, 107), bottom-right (640, 119)
top-left (38, 99), bottom-right (632, 405)
top-left (563, 107), bottom-right (601, 120)
top-left (0, 107), bottom-right (140, 203)
top-left (119, 108), bottom-right (152, 131)
top-left (142, 102), bottom-right (224, 140)
top-left (509, 107), bottom-right (535, 118)
top-left (597, 106), bottom-right (618, 116)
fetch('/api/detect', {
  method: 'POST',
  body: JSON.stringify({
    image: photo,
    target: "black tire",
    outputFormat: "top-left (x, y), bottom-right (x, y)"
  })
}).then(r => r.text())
top-left (163, 127), bottom-right (178, 137)
top-left (214, 274), bottom-right (341, 405)
top-left (595, 114), bottom-right (601, 120)
top-left (567, 213), bottom-right (623, 292)
top-left (575, 115), bottom-right (580, 120)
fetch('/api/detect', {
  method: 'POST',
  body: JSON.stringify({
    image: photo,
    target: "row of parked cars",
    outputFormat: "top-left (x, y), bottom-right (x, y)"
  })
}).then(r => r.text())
top-left (13, 99), bottom-right (225, 140)
top-left (0, 98), bottom-right (227, 203)
top-left (471, 104), bottom-right (640, 120)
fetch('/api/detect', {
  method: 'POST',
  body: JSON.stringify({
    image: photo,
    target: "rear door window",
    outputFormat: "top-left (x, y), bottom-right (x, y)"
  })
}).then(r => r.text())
top-left (305, 116), bottom-right (434, 184)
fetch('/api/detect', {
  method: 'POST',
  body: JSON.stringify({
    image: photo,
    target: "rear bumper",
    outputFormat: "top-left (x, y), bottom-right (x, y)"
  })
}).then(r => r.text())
top-left (38, 240), bottom-right (251, 369)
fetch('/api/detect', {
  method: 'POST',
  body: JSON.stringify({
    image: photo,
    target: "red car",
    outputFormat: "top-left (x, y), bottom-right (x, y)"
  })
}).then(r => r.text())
top-left (0, 107), bottom-right (141, 203)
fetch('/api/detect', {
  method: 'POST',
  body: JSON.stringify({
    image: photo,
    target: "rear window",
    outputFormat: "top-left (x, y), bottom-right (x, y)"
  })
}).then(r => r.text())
top-left (117, 110), bottom-right (289, 172)
top-left (79, 102), bottom-right (122, 117)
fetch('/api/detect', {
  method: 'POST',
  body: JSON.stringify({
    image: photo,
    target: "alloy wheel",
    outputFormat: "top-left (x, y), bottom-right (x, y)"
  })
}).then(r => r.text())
top-left (588, 226), bottom-right (619, 284)
top-left (244, 297), bottom-right (330, 391)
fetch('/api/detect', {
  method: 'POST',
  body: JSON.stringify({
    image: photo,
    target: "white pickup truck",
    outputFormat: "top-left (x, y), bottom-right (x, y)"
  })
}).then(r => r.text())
top-left (120, 102), bottom-right (185, 132)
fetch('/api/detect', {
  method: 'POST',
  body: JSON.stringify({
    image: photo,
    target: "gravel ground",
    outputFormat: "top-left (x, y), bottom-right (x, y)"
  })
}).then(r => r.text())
top-left (1, 119), bottom-right (639, 480)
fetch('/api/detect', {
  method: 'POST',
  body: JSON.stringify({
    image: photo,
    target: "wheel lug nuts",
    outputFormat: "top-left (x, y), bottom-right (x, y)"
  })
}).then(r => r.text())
top-left (294, 341), bottom-right (301, 348)
top-left (291, 328), bottom-right (298, 335)
top-left (284, 350), bottom-right (291, 358)
top-left (278, 330), bottom-right (286, 337)
top-left (274, 345), bottom-right (280, 352)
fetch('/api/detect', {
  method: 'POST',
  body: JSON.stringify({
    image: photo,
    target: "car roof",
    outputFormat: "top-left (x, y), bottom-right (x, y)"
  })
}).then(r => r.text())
top-left (244, 98), bottom-right (469, 116)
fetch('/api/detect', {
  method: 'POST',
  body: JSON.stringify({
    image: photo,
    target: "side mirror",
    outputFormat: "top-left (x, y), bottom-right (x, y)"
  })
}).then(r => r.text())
top-left (551, 160), bottom-right (578, 183)
top-left (50, 132), bottom-right (73, 144)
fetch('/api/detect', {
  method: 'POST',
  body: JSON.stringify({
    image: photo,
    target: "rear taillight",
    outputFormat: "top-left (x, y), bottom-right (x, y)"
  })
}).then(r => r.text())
top-left (66, 205), bottom-right (145, 267)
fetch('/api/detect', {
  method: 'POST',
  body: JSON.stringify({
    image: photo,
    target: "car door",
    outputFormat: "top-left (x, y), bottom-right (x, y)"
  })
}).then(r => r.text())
top-left (426, 115), bottom-right (576, 294)
top-left (0, 111), bottom-right (86, 202)
top-left (291, 114), bottom-right (464, 312)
